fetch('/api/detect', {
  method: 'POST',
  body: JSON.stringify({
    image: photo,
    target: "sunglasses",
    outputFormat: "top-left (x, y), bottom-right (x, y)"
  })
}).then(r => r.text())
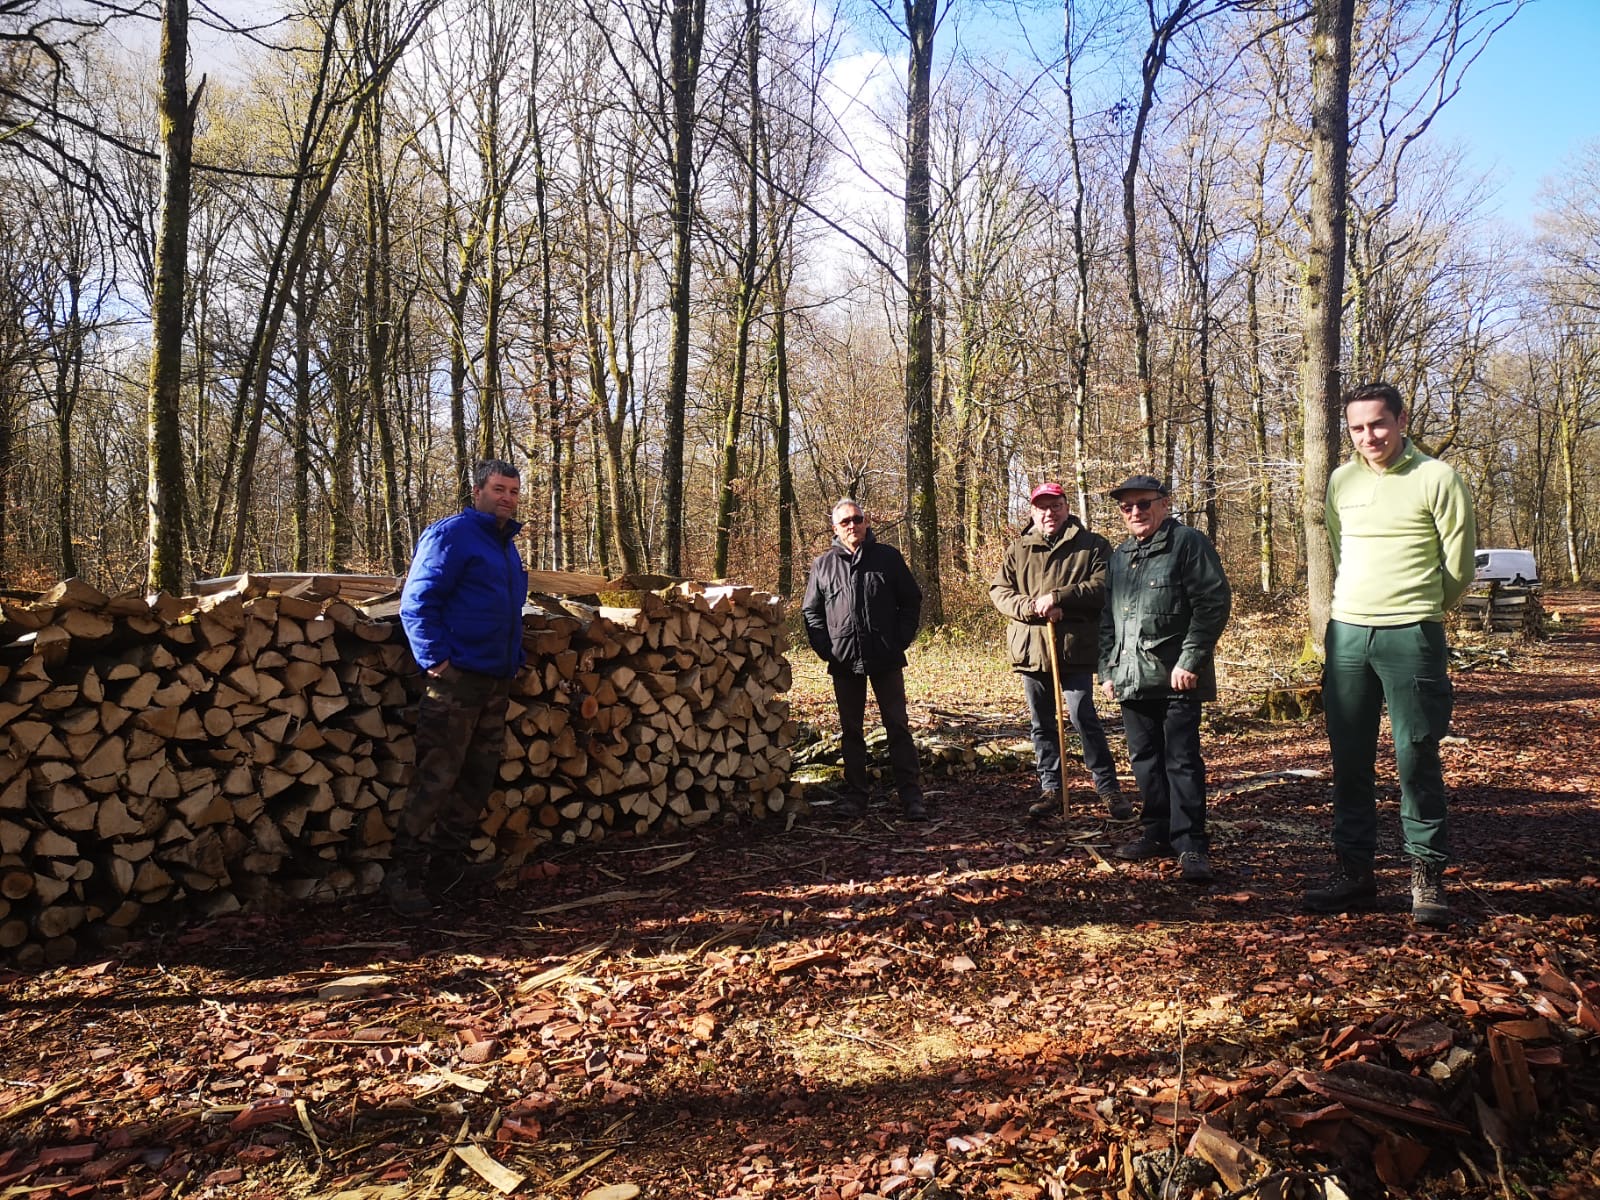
top-left (1118, 498), bottom-right (1160, 514)
top-left (836, 514), bottom-right (865, 526)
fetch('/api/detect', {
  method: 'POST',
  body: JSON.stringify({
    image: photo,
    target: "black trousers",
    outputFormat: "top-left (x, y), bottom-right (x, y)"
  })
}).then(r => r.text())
top-left (832, 668), bottom-right (922, 802)
top-left (1119, 693), bottom-right (1207, 853)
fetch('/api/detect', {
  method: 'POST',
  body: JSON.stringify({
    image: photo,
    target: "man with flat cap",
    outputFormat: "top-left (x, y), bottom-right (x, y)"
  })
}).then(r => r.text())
top-left (1099, 475), bottom-right (1232, 883)
top-left (992, 481), bottom-right (1131, 822)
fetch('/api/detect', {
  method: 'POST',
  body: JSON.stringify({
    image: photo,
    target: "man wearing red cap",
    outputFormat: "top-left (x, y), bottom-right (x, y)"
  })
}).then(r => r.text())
top-left (992, 482), bottom-right (1131, 821)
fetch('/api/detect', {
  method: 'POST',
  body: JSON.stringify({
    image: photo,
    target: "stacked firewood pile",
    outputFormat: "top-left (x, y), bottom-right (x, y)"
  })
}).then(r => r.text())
top-left (1459, 583), bottom-right (1545, 639)
top-left (0, 573), bottom-right (796, 964)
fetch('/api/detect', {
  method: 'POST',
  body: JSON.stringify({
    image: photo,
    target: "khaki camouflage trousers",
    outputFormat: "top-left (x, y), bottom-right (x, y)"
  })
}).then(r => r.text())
top-left (393, 667), bottom-right (512, 869)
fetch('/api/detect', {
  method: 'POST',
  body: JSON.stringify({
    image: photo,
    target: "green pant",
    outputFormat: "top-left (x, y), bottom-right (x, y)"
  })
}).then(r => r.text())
top-left (1323, 620), bottom-right (1454, 866)
top-left (396, 667), bottom-right (512, 869)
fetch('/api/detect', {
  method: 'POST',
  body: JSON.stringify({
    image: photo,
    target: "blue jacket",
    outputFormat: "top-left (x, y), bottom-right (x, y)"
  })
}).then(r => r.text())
top-left (400, 508), bottom-right (529, 678)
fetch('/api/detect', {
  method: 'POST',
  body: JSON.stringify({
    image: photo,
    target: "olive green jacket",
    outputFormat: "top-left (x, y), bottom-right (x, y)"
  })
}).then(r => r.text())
top-left (990, 516), bottom-right (1110, 673)
top-left (1098, 518), bottom-right (1232, 702)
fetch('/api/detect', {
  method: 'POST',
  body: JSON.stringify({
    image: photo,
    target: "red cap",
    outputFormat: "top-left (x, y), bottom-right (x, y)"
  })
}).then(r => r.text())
top-left (1029, 482), bottom-right (1066, 504)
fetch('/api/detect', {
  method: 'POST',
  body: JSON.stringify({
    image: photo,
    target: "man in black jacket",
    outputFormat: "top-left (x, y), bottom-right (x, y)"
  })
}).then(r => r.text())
top-left (801, 499), bottom-right (926, 820)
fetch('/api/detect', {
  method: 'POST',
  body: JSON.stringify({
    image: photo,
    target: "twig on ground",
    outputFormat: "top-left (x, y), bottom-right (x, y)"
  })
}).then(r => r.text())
top-left (1214, 1168), bottom-right (1344, 1199)
top-left (832, 1028), bottom-right (905, 1054)
top-left (868, 935), bottom-right (941, 961)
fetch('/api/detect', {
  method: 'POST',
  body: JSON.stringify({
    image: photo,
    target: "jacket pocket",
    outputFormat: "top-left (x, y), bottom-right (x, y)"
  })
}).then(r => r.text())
top-left (1006, 620), bottom-right (1032, 668)
top-left (1144, 578), bottom-right (1184, 616)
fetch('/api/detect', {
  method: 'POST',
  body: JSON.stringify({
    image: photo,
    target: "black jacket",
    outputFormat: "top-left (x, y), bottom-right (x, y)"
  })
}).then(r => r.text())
top-left (801, 531), bottom-right (922, 676)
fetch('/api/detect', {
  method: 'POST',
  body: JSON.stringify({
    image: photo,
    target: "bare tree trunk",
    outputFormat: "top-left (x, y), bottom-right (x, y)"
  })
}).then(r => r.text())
top-left (479, 182), bottom-right (505, 461)
top-left (663, 0), bottom-right (707, 576)
top-left (290, 266), bottom-right (313, 572)
top-left (327, 285), bottom-right (359, 572)
top-left (447, 242), bottom-right (474, 508)
top-left (1301, 0), bottom-right (1355, 650)
top-left (359, 53), bottom-right (407, 572)
top-left (531, 57), bottom-right (564, 570)
top-left (1559, 404), bottom-right (1579, 583)
top-left (903, 0), bottom-right (942, 624)
top-left (0, 382), bottom-right (13, 586)
top-left (714, 0), bottom-right (765, 579)
top-left (581, 262), bottom-right (645, 574)
top-left (1124, 2), bottom-right (1195, 465)
top-left (145, 0), bottom-right (200, 593)
top-left (1063, 3), bottom-right (1093, 523)
top-left (769, 260), bottom-right (795, 597)
top-left (52, 274), bottom-right (84, 580)
top-left (1245, 137), bottom-right (1275, 593)
top-left (589, 409), bottom-right (611, 576)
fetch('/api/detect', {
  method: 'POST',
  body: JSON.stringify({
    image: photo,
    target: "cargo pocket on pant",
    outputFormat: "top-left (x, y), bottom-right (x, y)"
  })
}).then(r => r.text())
top-left (1410, 673), bottom-right (1454, 742)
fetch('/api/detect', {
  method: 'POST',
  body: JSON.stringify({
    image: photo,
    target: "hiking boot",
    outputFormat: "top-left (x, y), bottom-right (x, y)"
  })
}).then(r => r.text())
top-left (1178, 849), bottom-right (1214, 884)
top-left (1113, 834), bottom-right (1173, 862)
top-left (835, 792), bottom-right (867, 819)
top-left (437, 857), bottom-right (505, 898)
top-left (1102, 791), bottom-right (1135, 822)
top-left (1410, 859), bottom-right (1449, 927)
top-left (901, 794), bottom-right (928, 822)
top-left (1027, 788), bottom-right (1061, 820)
top-left (384, 863), bottom-right (433, 917)
top-left (1303, 856), bottom-right (1377, 913)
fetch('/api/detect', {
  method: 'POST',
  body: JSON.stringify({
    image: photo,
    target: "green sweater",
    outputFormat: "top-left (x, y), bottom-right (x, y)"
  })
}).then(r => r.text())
top-left (1326, 438), bottom-right (1476, 626)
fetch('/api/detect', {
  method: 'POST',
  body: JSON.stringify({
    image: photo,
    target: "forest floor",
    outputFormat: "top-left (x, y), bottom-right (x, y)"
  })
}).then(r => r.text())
top-left (2, 592), bottom-right (1598, 1200)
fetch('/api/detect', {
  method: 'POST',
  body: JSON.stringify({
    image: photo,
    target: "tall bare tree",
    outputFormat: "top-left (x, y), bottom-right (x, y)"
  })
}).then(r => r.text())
top-left (712, 0), bottom-right (769, 579)
top-left (1300, 0), bottom-right (1354, 649)
top-left (145, 0), bottom-right (202, 592)
top-left (901, 0), bottom-right (941, 622)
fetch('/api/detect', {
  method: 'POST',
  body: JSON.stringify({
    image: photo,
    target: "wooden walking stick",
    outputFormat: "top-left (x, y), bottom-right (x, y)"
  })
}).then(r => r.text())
top-left (1045, 616), bottom-right (1071, 819)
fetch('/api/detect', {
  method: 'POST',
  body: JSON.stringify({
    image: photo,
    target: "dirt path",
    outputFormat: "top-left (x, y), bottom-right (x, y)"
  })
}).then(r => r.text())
top-left (2, 595), bottom-right (1598, 1199)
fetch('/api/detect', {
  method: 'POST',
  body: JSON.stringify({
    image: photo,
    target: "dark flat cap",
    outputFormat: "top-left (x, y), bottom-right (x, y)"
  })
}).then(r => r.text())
top-left (1107, 474), bottom-right (1169, 499)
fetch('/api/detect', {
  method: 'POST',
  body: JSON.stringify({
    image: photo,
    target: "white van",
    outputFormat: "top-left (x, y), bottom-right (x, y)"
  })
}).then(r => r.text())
top-left (1474, 549), bottom-right (1538, 587)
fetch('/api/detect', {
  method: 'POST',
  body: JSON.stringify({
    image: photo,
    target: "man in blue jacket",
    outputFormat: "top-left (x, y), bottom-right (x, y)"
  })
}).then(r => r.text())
top-left (391, 459), bottom-right (530, 915)
top-left (801, 499), bottom-right (926, 821)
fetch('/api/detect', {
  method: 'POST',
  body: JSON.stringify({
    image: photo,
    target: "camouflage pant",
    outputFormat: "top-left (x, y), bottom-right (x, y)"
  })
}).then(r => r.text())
top-left (394, 667), bottom-right (512, 869)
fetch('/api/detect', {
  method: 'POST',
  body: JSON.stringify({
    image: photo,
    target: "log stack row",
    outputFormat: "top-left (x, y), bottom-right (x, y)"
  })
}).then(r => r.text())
top-left (498, 585), bottom-right (796, 844)
top-left (1458, 584), bottom-right (1545, 639)
top-left (0, 574), bottom-right (796, 964)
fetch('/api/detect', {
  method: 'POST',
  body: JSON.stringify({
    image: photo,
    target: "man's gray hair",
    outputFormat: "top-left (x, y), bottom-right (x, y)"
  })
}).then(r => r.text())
top-left (830, 497), bottom-right (863, 523)
top-left (473, 459), bottom-right (519, 488)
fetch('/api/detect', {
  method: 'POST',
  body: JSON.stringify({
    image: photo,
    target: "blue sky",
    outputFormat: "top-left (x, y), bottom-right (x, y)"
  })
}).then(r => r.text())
top-left (1426, 0), bottom-right (1599, 231)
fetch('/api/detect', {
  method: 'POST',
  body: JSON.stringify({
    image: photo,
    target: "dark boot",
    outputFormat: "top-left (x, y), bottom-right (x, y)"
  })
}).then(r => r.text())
top-left (384, 860), bottom-right (433, 917)
top-left (1101, 790), bottom-right (1135, 822)
top-left (1410, 859), bottom-right (1449, 927)
top-left (1113, 833), bottom-right (1173, 861)
top-left (901, 793), bottom-right (928, 822)
top-left (1178, 849), bottom-right (1213, 883)
top-left (1027, 788), bottom-right (1060, 820)
top-left (835, 791), bottom-right (867, 819)
top-left (435, 857), bottom-right (505, 899)
top-left (1304, 856), bottom-right (1377, 913)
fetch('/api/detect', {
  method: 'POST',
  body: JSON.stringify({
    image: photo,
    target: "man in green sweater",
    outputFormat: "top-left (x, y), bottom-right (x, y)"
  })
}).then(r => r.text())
top-left (1306, 382), bottom-right (1476, 926)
